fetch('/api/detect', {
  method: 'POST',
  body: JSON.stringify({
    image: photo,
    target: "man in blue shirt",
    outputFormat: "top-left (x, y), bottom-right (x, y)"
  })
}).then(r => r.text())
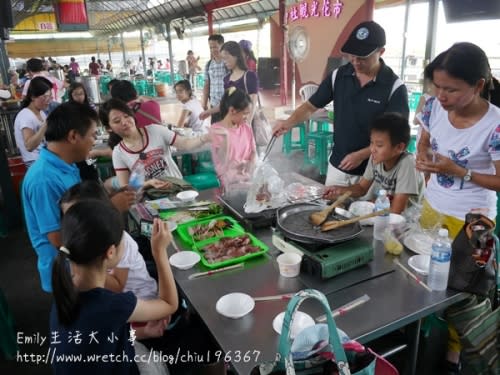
top-left (274, 21), bottom-right (409, 187)
top-left (22, 102), bottom-right (99, 292)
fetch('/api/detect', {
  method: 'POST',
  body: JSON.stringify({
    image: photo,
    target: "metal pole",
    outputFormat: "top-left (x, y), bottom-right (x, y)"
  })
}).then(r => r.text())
top-left (279, 0), bottom-right (288, 106)
top-left (424, 0), bottom-right (438, 66)
top-left (207, 10), bottom-right (213, 35)
top-left (107, 38), bottom-right (112, 64)
top-left (0, 40), bottom-right (10, 85)
top-left (96, 38), bottom-right (100, 60)
top-left (139, 28), bottom-right (147, 76)
top-left (400, 0), bottom-right (411, 80)
top-left (165, 22), bottom-right (175, 86)
top-left (120, 32), bottom-right (127, 70)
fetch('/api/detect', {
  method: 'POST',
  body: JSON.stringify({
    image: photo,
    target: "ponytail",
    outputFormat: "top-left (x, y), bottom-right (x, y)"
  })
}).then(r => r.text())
top-left (219, 87), bottom-right (251, 119)
top-left (486, 76), bottom-right (500, 107)
top-left (52, 252), bottom-right (79, 327)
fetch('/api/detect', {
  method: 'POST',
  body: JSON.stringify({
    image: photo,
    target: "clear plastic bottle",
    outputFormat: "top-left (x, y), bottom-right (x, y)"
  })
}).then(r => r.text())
top-left (373, 189), bottom-right (390, 241)
top-left (128, 163), bottom-right (145, 190)
top-left (427, 228), bottom-right (452, 291)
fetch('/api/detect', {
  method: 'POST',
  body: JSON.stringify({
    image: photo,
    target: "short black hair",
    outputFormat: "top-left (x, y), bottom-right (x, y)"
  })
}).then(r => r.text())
top-left (208, 34), bottom-right (224, 44)
top-left (45, 102), bottom-right (98, 142)
top-left (26, 58), bottom-right (43, 73)
top-left (110, 80), bottom-right (137, 102)
top-left (370, 112), bottom-right (410, 147)
top-left (60, 181), bottom-right (110, 208)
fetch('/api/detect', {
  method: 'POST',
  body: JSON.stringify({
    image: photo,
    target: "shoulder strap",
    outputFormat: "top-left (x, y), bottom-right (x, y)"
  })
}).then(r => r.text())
top-left (243, 71), bottom-right (262, 109)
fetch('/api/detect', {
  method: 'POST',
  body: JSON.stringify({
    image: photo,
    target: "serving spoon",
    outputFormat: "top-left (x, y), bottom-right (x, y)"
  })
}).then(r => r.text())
top-left (309, 191), bottom-right (352, 226)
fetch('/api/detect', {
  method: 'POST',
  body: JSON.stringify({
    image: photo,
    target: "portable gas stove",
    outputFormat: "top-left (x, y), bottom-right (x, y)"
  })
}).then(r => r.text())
top-left (272, 232), bottom-right (374, 280)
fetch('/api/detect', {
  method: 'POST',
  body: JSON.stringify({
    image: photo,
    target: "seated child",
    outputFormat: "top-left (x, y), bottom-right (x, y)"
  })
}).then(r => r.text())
top-left (50, 200), bottom-right (177, 374)
top-left (60, 181), bottom-right (171, 339)
top-left (324, 112), bottom-right (422, 214)
top-left (211, 87), bottom-right (257, 192)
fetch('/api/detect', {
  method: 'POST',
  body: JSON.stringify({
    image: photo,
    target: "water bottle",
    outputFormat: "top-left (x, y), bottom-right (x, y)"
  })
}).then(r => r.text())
top-left (373, 189), bottom-right (390, 241)
top-left (427, 228), bottom-right (452, 291)
top-left (129, 163), bottom-right (145, 190)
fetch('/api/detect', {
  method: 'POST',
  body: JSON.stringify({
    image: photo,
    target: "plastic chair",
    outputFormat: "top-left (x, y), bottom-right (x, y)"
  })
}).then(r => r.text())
top-left (282, 123), bottom-right (307, 154)
top-left (304, 131), bottom-right (334, 175)
top-left (407, 134), bottom-right (417, 154)
top-left (299, 84), bottom-right (319, 102)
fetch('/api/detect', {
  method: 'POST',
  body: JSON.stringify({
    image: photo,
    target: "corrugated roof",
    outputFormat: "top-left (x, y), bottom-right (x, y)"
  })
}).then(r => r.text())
top-left (11, 0), bottom-right (280, 35)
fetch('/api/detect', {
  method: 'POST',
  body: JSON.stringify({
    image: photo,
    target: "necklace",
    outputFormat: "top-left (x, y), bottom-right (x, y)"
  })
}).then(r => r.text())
top-left (126, 129), bottom-right (147, 160)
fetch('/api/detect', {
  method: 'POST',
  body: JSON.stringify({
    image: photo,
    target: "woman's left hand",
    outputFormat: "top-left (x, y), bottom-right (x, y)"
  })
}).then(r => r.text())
top-left (415, 152), bottom-right (464, 176)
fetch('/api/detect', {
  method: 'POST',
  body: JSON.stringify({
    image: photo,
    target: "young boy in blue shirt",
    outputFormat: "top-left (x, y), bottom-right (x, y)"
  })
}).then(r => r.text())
top-left (324, 112), bottom-right (422, 214)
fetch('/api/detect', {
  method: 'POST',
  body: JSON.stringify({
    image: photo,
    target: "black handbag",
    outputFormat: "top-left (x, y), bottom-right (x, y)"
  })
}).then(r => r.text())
top-left (447, 213), bottom-right (496, 296)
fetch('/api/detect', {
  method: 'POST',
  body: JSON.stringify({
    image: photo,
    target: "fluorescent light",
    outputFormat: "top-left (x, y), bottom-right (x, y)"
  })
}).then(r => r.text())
top-left (11, 32), bottom-right (94, 40)
top-left (220, 18), bottom-right (258, 28)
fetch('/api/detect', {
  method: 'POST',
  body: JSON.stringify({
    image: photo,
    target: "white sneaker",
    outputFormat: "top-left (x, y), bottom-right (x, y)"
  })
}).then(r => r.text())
top-left (0, 89), bottom-right (11, 99)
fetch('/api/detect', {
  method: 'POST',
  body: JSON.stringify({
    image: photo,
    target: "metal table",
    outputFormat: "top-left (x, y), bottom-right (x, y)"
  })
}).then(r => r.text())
top-left (169, 225), bottom-right (467, 375)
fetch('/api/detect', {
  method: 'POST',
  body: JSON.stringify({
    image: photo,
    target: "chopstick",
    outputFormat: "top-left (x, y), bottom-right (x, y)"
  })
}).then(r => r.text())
top-left (393, 259), bottom-right (432, 292)
top-left (188, 263), bottom-right (244, 280)
top-left (316, 294), bottom-right (370, 322)
top-left (170, 237), bottom-right (181, 253)
top-left (253, 293), bottom-right (294, 302)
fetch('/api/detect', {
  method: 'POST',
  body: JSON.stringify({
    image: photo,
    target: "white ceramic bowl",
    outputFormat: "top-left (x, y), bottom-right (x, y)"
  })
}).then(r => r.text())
top-left (349, 201), bottom-right (375, 225)
top-left (404, 232), bottom-right (433, 255)
top-left (277, 253), bottom-right (302, 278)
top-left (216, 293), bottom-right (255, 319)
top-left (408, 254), bottom-right (430, 275)
top-left (169, 251), bottom-right (200, 270)
top-left (272, 311), bottom-right (315, 338)
top-left (176, 190), bottom-right (199, 203)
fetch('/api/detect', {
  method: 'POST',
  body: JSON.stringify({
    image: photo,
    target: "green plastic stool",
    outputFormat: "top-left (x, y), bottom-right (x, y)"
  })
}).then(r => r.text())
top-left (407, 134), bottom-right (417, 154)
top-left (194, 151), bottom-right (215, 173)
top-left (309, 120), bottom-right (331, 133)
top-left (184, 172), bottom-right (220, 190)
top-left (409, 92), bottom-right (422, 112)
top-left (134, 80), bottom-right (148, 96)
top-left (304, 131), bottom-right (334, 175)
top-left (282, 122), bottom-right (307, 154)
top-left (96, 157), bottom-right (115, 181)
top-left (196, 74), bottom-right (205, 89)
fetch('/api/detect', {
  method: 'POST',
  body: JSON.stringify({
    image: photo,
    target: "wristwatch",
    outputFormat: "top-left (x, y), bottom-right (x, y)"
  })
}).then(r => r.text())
top-left (463, 169), bottom-right (472, 182)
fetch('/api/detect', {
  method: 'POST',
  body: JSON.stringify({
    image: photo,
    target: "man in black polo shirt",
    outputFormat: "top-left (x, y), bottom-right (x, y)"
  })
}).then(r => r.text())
top-left (274, 21), bottom-right (409, 186)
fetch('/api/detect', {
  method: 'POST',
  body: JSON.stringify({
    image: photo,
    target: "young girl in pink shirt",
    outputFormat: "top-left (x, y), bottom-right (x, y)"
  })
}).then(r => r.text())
top-left (211, 87), bottom-right (256, 191)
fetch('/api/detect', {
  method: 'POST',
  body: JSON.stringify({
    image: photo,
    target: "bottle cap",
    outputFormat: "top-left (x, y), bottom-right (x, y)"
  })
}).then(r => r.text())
top-left (438, 228), bottom-right (448, 237)
top-left (378, 189), bottom-right (387, 196)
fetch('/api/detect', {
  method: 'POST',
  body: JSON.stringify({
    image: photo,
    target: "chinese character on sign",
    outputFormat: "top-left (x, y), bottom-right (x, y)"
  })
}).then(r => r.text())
top-left (107, 332), bottom-right (119, 343)
top-left (322, 0), bottom-right (332, 17)
top-left (289, 6), bottom-right (299, 22)
top-left (88, 331), bottom-right (99, 344)
top-left (333, 0), bottom-right (344, 18)
top-left (310, 0), bottom-right (320, 17)
top-left (51, 331), bottom-right (61, 345)
top-left (299, 2), bottom-right (309, 19)
top-left (67, 331), bottom-right (82, 345)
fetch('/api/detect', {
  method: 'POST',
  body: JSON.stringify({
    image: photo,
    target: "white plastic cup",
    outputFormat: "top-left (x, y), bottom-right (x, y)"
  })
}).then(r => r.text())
top-left (277, 253), bottom-right (302, 278)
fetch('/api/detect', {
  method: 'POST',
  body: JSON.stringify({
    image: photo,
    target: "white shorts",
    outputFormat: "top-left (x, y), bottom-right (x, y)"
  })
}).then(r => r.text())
top-left (324, 164), bottom-right (361, 186)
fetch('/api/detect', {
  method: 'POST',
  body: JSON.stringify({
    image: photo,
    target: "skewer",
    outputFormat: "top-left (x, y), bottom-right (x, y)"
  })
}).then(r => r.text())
top-left (316, 294), bottom-right (370, 322)
top-left (253, 293), bottom-right (294, 302)
top-left (393, 259), bottom-right (432, 292)
top-left (188, 263), bottom-right (244, 280)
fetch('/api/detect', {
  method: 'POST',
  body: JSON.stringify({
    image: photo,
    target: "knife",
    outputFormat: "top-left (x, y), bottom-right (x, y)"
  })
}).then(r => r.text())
top-left (188, 263), bottom-right (244, 280)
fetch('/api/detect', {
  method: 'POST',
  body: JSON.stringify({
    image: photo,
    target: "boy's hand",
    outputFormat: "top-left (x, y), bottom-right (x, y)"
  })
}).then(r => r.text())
top-left (151, 218), bottom-right (171, 257)
top-left (323, 186), bottom-right (344, 200)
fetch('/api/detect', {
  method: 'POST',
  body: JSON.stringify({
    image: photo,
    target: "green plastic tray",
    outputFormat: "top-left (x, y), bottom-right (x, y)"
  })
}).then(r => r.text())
top-left (193, 232), bottom-right (269, 269)
top-left (176, 216), bottom-right (245, 247)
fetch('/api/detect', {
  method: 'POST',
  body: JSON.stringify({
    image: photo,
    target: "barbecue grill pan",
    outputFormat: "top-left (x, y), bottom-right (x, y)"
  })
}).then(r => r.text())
top-left (276, 203), bottom-right (363, 245)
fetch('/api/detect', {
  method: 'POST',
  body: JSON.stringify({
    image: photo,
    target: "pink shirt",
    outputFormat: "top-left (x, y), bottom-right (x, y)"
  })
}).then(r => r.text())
top-left (211, 122), bottom-right (256, 189)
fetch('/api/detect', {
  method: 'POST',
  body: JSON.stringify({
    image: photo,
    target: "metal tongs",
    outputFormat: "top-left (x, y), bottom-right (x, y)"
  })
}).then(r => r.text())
top-left (261, 135), bottom-right (277, 163)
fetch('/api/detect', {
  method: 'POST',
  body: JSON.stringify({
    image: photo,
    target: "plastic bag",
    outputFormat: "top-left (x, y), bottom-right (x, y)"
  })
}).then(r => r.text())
top-left (244, 161), bottom-right (286, 213)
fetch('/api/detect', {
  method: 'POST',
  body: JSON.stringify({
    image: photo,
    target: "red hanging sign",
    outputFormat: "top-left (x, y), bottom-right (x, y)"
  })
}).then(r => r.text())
top-left (54, 0), bottom-right (89, 31)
